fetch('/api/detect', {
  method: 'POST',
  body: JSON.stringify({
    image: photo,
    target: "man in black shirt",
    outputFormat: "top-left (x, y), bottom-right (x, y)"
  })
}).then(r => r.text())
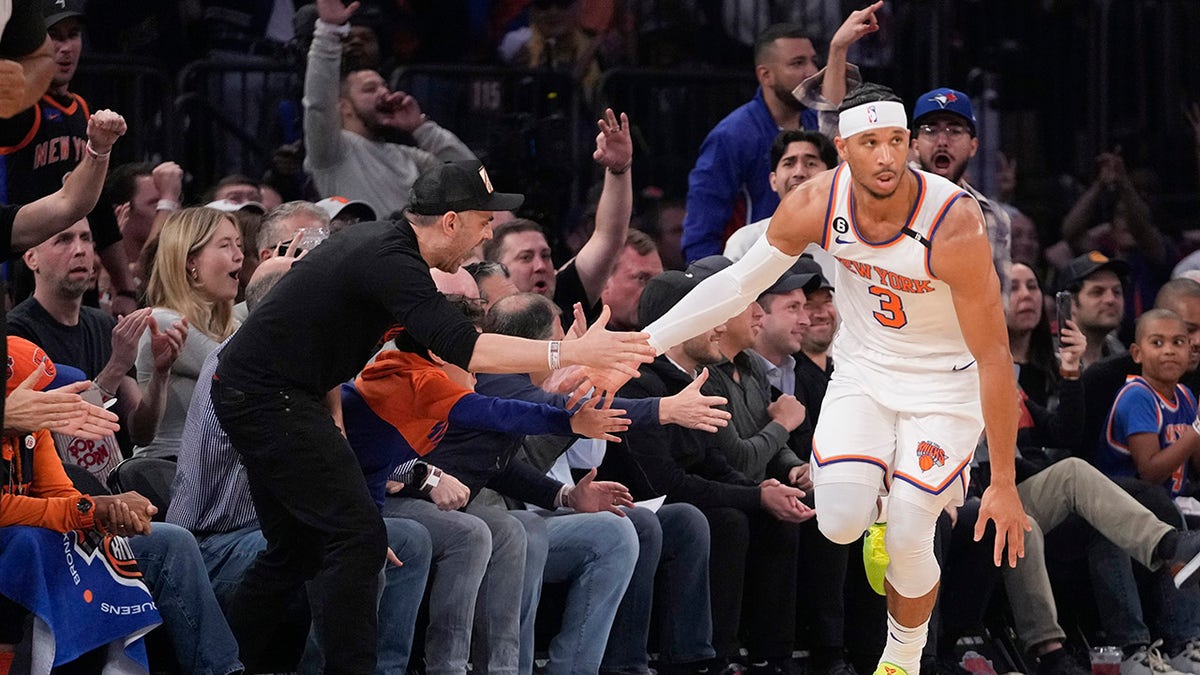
top-left (9, 218), bottom-right (185, 456)
top-left (0, 0), bottom-right (141, 312)
top-left (212, 160), bottom-right (656, 674)
top-left (601, 270), bottom-right (812, 672)
top-left (2, 108), bottom-right (125, 440)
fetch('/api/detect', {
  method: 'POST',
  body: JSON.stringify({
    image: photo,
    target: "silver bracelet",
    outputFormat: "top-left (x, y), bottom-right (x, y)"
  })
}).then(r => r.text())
top-left (548, 340), bottom-right (562, 370)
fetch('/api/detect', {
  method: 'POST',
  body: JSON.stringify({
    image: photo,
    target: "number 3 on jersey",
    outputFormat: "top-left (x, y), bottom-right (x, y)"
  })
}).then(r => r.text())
top-left (868, 286), bottom-right (908, 329)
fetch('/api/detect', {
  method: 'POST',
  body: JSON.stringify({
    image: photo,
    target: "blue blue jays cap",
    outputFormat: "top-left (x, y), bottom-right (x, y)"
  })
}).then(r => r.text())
top-left (912, 88), bottom-right (976, 135)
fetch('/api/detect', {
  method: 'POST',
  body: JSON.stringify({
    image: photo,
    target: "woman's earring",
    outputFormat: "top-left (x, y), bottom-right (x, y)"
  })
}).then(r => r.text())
top-left (189, 267), bottom-right (199, 281)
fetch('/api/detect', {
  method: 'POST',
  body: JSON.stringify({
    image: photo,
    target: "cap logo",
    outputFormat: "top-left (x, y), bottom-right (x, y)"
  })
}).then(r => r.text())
top-left (55, 0), bottom-right (66, 7)
top-left (478, 166), bottom-right (494, 195)
top-left (930, 91), bottom-right (957, 109)
top-left (1088, 251), bottom-right (1109, 263)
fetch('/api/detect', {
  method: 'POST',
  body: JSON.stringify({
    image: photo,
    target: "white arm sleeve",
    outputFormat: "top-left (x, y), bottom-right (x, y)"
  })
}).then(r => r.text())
top-left (645, 235), bottom-right (800, 353)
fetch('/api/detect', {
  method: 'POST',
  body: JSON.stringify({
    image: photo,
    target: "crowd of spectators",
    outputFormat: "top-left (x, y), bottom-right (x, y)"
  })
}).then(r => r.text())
top-left (3, 1), bottom-right (1200, 675)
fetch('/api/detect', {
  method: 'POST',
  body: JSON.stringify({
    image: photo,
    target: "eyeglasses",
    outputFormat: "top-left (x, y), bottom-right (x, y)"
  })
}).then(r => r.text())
top-left (918, 124), bottom-right (970, 139)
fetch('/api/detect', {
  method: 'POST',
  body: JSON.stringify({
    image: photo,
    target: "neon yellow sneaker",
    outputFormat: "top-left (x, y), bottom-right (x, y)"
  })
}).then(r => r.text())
top-left (872, 661), bottom-right (907, 675)
top-left (863, 523), bottom-right (888, 596)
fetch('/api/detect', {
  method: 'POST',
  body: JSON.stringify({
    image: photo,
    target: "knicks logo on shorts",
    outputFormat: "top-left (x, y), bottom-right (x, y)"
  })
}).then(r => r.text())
top-left (916, 440), bottom-right (946, 471)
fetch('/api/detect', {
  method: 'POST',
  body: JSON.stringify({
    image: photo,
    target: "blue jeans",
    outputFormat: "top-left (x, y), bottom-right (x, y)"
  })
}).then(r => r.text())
top-left (510, 508), bottom-right (640, 675)
top-left (602, 505), bottom-right (714, 673)
top-left (382, 498), bottom-right (493, 675)
top-left (129, 522), bottom-right (242, 675)
top-left (465, 501), bottom-right (530, 675)
top-left (197, 518), bottom-right (432, 674)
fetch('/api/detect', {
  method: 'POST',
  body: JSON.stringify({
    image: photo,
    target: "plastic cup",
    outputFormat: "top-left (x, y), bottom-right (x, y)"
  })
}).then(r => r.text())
top-left (1090, 646), bottom-right (1121, 675)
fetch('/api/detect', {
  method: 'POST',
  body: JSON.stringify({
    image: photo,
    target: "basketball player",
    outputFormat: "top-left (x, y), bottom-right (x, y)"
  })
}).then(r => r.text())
top-left (635, 83), bottom-right (1029, 675)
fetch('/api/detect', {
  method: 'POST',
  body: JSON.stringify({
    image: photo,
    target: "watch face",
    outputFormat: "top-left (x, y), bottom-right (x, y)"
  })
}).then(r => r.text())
top-left (77, 498), bottom-right (92, 514)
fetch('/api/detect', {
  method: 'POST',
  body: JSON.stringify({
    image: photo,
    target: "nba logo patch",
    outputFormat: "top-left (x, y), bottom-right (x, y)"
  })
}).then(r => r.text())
top-left (866, 106), bottom-right (878, 123)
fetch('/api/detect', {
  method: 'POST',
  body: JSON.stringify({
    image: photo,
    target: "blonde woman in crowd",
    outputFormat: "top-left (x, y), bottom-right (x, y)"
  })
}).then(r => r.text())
top-left (134, 207), bottom-right (243, 458)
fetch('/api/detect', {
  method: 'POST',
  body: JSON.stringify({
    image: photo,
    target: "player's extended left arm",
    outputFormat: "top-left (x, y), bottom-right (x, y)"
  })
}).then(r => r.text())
top-left (643, 234), bottom-right (799, 353)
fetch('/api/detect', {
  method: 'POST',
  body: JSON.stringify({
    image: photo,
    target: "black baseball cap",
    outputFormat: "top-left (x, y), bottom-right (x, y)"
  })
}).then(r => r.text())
top-left (762, 257), bottom-right (823, 297)
top-left (638, 270), bottom-right (702, 329)
top-left (794, 254), bottom-right (833, 292)
top-left (43, 0), bottom-right (84, 28)
top-left (408, 161), bottom-right (524, 216)
top-left (1059, 250), bottom-right (1130, 293)
top-left (685, 255), bottom-right (732, 280)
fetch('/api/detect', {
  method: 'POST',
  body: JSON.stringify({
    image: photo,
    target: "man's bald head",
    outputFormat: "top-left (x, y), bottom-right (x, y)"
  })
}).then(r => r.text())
top-left (483, 292), bottom-right (559, 340)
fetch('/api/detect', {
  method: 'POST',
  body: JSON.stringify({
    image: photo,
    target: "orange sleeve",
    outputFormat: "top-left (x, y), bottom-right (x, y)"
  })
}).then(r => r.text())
top-left (0, 431), bottom-right (88, 531)
top-left (30, 430), bottom-right (82, 499)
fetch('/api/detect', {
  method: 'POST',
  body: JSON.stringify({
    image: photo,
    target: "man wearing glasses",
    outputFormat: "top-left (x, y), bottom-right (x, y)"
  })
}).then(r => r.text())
top-left (910, 88), bottom-right (1012, 300)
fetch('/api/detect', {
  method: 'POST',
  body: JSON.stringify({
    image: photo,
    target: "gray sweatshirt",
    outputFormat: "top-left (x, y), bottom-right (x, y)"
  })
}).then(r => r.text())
top-left (303, 20), bottom-right (476, 217)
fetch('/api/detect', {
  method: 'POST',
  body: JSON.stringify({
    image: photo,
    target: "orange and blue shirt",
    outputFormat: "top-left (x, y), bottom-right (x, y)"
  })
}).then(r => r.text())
top-left (1097, 376), bottom-right (1197, 496)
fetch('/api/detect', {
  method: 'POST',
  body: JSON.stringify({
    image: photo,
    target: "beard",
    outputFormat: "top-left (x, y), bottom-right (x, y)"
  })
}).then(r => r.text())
top-left (772, 82), bottom-right (806, 112)
top-left (57, 278), bottom-right (91, 299)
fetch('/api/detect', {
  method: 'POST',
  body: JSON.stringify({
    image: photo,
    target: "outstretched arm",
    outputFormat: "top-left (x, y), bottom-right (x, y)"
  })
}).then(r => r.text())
top-left (934, 199), bottom-right (1030, 567)
top-left (573, 109), bottom-right (633, 307)
top-left (643, 173), bottom-right (829, 354)
top-left (303, 0), bottom-right (356, 171)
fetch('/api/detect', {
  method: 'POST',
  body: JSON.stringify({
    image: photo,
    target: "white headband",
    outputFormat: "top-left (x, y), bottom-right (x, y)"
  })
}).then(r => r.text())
top-left (838, 100), bottom-right (909, 139)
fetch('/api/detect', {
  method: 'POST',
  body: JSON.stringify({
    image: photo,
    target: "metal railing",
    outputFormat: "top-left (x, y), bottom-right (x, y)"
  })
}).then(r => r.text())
top-left (595, 67), bottom-right (758, 198)
top-left (174, 55), bottom-right (303, 192)
top-left (73, 57), bottom-right (175, 166)
top-left (392, 64), bottom-right (586, 229)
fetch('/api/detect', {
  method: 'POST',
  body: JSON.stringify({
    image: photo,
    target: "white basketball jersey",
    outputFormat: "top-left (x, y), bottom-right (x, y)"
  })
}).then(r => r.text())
top-left (821, 163), bottom-right (978, 375)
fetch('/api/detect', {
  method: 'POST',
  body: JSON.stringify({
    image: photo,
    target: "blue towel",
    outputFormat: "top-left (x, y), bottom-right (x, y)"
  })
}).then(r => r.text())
top-left (0, 526), bottom-right (160, 667)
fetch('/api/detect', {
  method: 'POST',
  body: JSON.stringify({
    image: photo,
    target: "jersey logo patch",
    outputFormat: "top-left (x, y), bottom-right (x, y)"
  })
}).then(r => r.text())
top-left (832, 217), bottom-right (849, 234)
top-left (916, 440), bottom-right (946, 471)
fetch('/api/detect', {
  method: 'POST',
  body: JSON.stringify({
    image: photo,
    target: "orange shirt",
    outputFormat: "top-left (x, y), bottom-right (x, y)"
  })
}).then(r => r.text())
top-left (1, 429), bottom-right (91, 532)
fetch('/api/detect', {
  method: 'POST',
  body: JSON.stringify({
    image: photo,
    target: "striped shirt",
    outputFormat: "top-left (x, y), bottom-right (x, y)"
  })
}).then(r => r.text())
top-left (165, 340), bottom-right (259, 535)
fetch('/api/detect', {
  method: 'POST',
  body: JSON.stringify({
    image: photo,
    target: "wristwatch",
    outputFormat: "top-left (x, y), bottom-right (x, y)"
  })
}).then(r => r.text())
top-left (412, 462), bottom-right (443, 494)
top-left (76, 495), bottom-right (96, 529)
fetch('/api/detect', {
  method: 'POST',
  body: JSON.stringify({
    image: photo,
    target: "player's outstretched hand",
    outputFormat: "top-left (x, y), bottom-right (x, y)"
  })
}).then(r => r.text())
top-left (563, 305), bottom-right (655, 404)
top-left (658, 368), bottom-right (730, 432)
top-left (975, 482), bottom-right (1030, 567)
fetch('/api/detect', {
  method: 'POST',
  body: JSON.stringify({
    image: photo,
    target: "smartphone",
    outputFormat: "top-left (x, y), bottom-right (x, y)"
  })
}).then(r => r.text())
top-left (1055, 291), bottom-right (1073, 347)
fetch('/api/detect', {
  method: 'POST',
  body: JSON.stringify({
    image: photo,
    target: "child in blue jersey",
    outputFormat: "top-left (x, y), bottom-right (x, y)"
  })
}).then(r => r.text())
top-left (1097, 309), bottom-right (1200, 496)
